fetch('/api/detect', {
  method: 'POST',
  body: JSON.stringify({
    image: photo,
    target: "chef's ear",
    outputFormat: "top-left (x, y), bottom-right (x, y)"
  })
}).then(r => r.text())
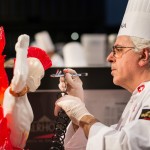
top-left (139, 48), bottom-right (150, 66)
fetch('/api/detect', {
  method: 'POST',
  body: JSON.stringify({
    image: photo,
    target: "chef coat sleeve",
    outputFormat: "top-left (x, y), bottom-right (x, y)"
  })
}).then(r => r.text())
top-left (87, 120), bottom-right (150, 150)
top-left (64, 122), bottom-right (87, 150)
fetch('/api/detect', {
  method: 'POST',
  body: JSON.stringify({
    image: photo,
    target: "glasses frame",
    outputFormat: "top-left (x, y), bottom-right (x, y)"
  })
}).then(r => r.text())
top-left (112, 46), bottom-right (135, 58)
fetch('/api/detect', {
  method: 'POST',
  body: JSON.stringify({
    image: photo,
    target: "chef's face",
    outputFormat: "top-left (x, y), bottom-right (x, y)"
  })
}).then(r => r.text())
top-left (107, 35), bottom-right (140, 89)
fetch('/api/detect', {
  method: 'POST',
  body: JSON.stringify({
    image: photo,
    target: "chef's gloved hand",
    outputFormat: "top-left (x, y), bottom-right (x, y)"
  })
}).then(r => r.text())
top-left (58, 68), bottom-right (84, 101)
top-left (11, 34), bottom-right (29, 93)
top-left (54, 95), bottom-right (92, 125)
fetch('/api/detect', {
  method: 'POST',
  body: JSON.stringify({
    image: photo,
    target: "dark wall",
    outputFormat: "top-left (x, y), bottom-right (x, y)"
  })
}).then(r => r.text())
top-left (6, 67), bottom-right (122, 90)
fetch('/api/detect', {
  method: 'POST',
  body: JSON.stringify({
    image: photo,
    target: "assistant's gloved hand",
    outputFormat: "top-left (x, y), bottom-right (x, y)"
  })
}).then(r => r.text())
top-left (11, 35), bottom-right (29, 93)
top-left (54, 95), bottom-right (92, 125)
top-left (58, 69), bottom-right (84, 101)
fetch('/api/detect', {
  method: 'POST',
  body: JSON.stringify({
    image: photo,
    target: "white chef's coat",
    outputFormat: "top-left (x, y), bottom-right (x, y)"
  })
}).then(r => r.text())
top-left (64, 81), bottom-right (150, 150)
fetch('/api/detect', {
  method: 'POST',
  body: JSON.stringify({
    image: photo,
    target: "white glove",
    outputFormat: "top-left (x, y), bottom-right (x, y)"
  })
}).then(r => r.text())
top-left (58, 68), bottom-right (84, 101)
top-left (55, 95), bottom-right (92, 125)
top-left (11, 34), bottom-right (29, 93)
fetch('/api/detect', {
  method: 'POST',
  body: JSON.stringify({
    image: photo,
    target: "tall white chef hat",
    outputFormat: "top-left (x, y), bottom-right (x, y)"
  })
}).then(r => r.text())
top-left (118, 0), bottom-right (150, 40)
top-left (63, 42), bottom-right (87, 67)
top-left (34, 31), bottom-right (55, 53)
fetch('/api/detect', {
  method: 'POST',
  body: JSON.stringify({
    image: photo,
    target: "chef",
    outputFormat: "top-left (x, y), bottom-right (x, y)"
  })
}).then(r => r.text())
top-left (54, 0), bottom-right (150, 149)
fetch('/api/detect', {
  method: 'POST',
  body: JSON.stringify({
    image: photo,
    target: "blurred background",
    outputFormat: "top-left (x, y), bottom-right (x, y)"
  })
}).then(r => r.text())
top-left (1, 1), bottom-right (130, 149)
top-left (1, 0), bottom-right (128, 67)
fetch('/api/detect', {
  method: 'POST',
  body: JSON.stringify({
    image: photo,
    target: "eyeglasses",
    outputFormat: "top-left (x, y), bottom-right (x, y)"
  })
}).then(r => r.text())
top-left (112, 46), bottom-right (135, 58)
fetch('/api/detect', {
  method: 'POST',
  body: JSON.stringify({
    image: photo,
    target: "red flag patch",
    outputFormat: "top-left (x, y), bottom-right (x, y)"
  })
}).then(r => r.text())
top-left (137, 85), bottom-right (145, 93)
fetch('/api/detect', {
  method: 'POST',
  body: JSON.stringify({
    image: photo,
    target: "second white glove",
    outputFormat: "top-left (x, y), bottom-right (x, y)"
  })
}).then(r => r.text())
top-left (58, 69), bottom-right (84, 101)
top-left (55, 95), bottom-right (92, 125)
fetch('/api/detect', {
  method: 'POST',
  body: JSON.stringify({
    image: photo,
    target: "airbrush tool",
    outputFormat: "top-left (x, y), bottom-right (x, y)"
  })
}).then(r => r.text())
top-left (50, 69), bottom-right (88, 77)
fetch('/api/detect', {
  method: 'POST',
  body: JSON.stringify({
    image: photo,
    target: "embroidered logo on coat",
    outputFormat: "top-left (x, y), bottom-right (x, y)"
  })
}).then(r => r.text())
top-left (137, 85), bottom-right (145, 93)
top-left (139, 109), bottom-right (150, 120)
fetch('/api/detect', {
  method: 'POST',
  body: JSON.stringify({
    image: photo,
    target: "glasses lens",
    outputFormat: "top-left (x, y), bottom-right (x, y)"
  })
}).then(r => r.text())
top-left (112, 46), bottom-right (123, 58)
top-left (112, 46), bottom-right (134, 58)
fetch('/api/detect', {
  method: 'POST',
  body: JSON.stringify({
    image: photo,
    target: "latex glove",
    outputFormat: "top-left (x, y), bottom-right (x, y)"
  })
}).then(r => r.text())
top-left (58, 69), bottom-right (84, 101)
top-left (55, 95), bottom-right (92, 125)
top-left (11, 34), bottom-right (29, 93)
